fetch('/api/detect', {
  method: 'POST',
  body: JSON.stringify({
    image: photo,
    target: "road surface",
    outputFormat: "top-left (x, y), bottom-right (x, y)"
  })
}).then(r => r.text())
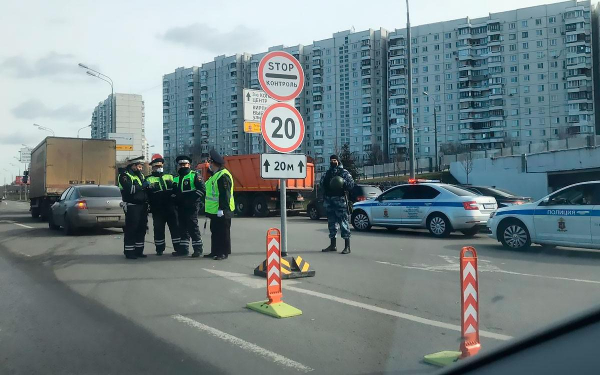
top-left (1, 200), bottom-right (600, 374)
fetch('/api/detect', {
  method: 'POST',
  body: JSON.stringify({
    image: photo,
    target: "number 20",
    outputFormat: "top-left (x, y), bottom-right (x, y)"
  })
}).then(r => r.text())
top-left (271, 117), bottom-right (295, 139)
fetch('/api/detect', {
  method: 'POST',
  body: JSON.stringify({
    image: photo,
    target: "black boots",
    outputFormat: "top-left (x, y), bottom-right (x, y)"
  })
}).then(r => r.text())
top-left (322, 238), bottom-right (337, 252)
top-left (341, 238), bottom-right (351, 254)
top-left (124, 251), bottom-right (137, 260)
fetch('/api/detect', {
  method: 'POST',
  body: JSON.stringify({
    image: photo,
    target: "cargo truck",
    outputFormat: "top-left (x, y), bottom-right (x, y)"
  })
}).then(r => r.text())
top-left (196, 154), bottom-right (315, 217)
top-left (29, 137), bottom-right (117, 219)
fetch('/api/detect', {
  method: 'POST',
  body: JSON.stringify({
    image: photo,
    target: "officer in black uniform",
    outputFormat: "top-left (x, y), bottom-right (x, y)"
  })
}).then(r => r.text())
top-left (173, 155), bottom-right (206, 257)
top-left (144, 156), bottom-right (181, 255)
top-left (118, 156), bottom-right (148, 259)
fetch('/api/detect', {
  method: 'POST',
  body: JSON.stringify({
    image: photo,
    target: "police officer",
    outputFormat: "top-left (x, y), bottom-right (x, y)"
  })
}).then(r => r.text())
top-left (118, 156), bottom-right (148, 259)
top-left (320, 154), bottom-right (355, 254)
top-left (173, 155), bottom-right (206, 257)
top-left (204, 149), bottom-right (234, 260)
top-left (144, 155), bottom-right (181, 255)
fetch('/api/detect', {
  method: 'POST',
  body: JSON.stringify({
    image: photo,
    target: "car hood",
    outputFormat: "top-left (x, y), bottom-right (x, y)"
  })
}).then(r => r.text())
top-left (353, 198), bottom-right (377, 207)
top-left (495, 201), bottom-right (538, 213)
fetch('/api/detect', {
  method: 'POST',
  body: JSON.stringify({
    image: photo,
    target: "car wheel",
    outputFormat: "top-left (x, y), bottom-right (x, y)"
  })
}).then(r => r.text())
top-left (499, 219), bottom-right (531, 250)
top-left (308, 205), bottom-right (320, 220)
top-left (63, 214), bottom-right (76, 236)
top-left (351, 210), bottom-right (371, 231)
top-left (253, 195), bottom-right (269, 217)
top-left (48, 214), bottom-right (59, 230)
top-left (427, 213), bottom-right (451, 238)
top-left (460, 227), bottom-right (480, 237)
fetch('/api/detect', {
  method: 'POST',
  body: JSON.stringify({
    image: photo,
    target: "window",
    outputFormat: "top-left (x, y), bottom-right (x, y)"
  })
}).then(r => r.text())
top-left (509, 23), bottom-right (516, 29)
top-left (445, 32), bottom-right (452, 39)
top-left (380, 186), bottom-right (408, 200)
top-left (537, 51), bottom-right (545, 59)
top-left (522, 32), bottom-right (529, 38)
top-left (403, 185), bottom-right (441, 200)
top-left (510, 76), bottom-right (518, 83)
top-left (509, 44), bottom-right (517, 51)
top-left (550, 39), bottom-right (557, 46)
top-left (59, 188), bottom-right (72, 201)
top-left (537, 63), bottom-right (544, 69)
top-left (422, 66), bottom-right (428, 72)
top-left (509, 34), bottom-right (516, 40)
top-left (523, 64), bottom-right (530, 71)
top-left (511, 109), bottom-right (519, 116)
top-left (445, 53), bottom-right (452, 59)
top-left (445, 43), bottom-right (452, 49)
top-left (422, 36), bottom-right (427, 42)
top-left (435, 44), bottom-right (440, 51)
top-left (524, 86), bottom-right (530, 93)
top-left (523, 53), bottom-right (529, 60)
top-left (537, 41), bottom-right (543, 47)
top-left (535, 19), bottom-right (542, 26)
top-left (545, 184), bottom-right (600, 206)
top-left (549, 16), bottom-right (556, 23)
top-left (536, 30), bottom-right (543, 36)
top-left (510, 55), bottom-right (517, 62)
top-left (445, 63), bottom-right (452, 70)
top-left (551, 83), bottom-right (559, 91)
top-left (538, 96), bottom-right (545, 102)
top-left (510, 66), bottom-right (518, 72)
top-left (540, 129), bottom-right (546, 136)
top-left (522, 42), bottom-right (529, 49)
top-left (550, 61), bottom-right (558, 68)
top-left (447, 114), bottom-right (454, 121)
top-left (422, 46), bottom-right (428, 52)
top-left (445, 73), bottom-right (452, 79)
top-left (434, 34), bottom-right (440, 40)
top-left (524, 97), bottom-right (531, 104)
top-left (538, 73), bottom-right (545, 80)
top-left (522, 20), bottom-right (528, 27)
top-left (422, 56), bottom-right (428, 62)
top-left (434, 65), bottom-right (440, 71)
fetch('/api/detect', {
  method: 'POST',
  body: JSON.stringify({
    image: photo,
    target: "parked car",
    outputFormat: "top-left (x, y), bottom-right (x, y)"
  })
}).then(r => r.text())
top-left (307, 184), bottom-right (382, 220)
top-left (351, 180), bottom-right (497, 237)
top-left (48, 185), bottom-right (125, 235)
top-left (460, 185), bottom-right (532, 208)
top-left (488, 181), bottom-right (600, 250)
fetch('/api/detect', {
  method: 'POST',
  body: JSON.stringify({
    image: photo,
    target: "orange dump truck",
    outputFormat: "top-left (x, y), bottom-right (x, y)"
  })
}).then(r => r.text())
top-left (196, 154), bottom-right (315, 217)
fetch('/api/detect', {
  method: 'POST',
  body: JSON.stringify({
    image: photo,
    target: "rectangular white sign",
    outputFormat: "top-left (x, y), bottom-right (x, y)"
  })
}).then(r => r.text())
top-left (260, 154), bottom-right (307, 180)
top-left (108, 132), bottom-right (134, 146)
top-left (19, 148), bottom-right (31, 163)
top-left (243, 89), bottom-right (293, 122)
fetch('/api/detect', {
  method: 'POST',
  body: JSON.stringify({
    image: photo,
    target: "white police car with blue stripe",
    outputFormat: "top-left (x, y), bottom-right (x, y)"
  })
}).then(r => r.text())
top-left (351, 180), bottom-right (497, 237)
top-left (488, 181), bottom-right (600, 250)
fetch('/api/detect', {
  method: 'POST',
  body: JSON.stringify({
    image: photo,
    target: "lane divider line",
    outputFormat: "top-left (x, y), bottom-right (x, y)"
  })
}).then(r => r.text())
top-left (284, 285), bottom-right (512, 341)
top-left (13, 223), bottom-right (34, 229)
top-left (171, 314), bottom-right (314, 372)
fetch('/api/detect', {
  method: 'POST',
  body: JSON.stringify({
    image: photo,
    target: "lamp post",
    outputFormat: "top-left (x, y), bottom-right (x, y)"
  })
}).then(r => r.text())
top-left (33, 123), bottom-right (55, 136)
top-left (423, 92), bottom-right (439, 172)
top-left (79, 63), bottom-right (115, 133)
top-left (405, 0), bottom-right (415, 179)
top-left (78, 124), bottom-right (91, 138)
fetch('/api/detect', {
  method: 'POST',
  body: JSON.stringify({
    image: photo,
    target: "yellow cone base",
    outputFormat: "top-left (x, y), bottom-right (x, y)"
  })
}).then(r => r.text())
top-left (423, 351), bottom-right (462, 367)
top-left (246, 300), bottom-right (302, 318)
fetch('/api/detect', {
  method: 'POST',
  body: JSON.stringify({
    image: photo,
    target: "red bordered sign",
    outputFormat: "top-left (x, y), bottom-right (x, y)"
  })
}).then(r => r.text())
top-left (258, 51), bottom-right (304, 101)
top-left (261, 103), bottom-right (305, 154)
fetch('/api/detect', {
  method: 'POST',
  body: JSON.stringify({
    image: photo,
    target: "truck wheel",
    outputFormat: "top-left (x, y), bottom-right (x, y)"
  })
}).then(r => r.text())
top-left (253, 195), bottom-right (269, 217)
top-left (235, 196), bottom-right (252, 217)
top-left (31, 207), bottom-right (40, 219)
top-left (308, 205), bottom-right (320, 220)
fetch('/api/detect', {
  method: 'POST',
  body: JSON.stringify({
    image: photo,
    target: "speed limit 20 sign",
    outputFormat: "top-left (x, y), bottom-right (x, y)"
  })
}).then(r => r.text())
top-left (261, 103), bottom-right (305, 153)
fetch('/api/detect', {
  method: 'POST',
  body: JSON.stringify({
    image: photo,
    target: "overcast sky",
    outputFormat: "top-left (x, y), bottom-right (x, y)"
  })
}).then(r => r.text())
top-left (0, 0), bottom-right (564, 183)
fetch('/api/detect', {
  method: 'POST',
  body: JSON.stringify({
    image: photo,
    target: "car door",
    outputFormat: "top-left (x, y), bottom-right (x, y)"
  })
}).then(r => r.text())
top-left (371, 186), bottom-right (407, 226)
top-left (586, 185), bottom-right (600, 247)
top-left (53, 188), bottom-right (72, 225)
top-left (534, 184), bottom-right (594, 245)
top-left (400, 185), bottom-right (441, 225)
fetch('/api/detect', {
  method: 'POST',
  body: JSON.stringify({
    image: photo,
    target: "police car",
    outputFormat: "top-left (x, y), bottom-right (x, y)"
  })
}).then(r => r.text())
top-left (351, 180), bottom-right (497, 237)
top-left (488, 181), bottom-right (600, 250)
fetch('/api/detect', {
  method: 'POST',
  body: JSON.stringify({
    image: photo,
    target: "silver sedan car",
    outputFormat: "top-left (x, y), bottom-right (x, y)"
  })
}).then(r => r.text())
top-left (48, 185), bottom-right (125, 235)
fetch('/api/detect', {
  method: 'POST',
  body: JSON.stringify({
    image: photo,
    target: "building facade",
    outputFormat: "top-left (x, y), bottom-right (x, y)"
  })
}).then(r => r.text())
top-left (91, 93), bottom-right (147, 162)
top-left (163, 0), bottom-right (599, 171)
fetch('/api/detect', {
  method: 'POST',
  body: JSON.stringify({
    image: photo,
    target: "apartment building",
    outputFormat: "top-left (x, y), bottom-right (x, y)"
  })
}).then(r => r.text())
top-left (162, 67), bottom-right (200, 168)
top-left (388, 0), bottom-right (596, 162)
top-left (90, 93), bottom-right (147, 162)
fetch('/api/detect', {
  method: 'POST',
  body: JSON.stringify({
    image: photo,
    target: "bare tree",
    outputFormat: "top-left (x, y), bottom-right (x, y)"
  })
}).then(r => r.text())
top-left (368, 143), bottom-right (384, 165)
top-left (460, 152), bottom-right (474, 184)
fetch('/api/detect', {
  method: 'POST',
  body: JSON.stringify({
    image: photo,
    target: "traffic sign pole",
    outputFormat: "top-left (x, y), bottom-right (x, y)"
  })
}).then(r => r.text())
top-left (280, 180), bottom-right (287, 257)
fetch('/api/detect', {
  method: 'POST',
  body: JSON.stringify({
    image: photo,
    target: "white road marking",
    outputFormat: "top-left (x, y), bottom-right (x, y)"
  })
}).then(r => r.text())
top-left (202, 269), bottom-right (299, 289)
top-left (0, 220), bottom-right (34, 229)
top-left (285, 285), bottom-right (512, 341)
top-left (376, 257), bottom-right (600, 285)
top-left (172, 314), bottom-right (313, 373)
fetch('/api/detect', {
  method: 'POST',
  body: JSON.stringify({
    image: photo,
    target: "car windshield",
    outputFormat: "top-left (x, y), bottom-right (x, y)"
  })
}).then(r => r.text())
top-left (476, 187), bottom-right (516, 198)
top-left (77, 186), bottom-right (121, 198)
top-left (355, 186), bottom-right (381, 195)
top-left (439, 185), bottom-right (477, 196)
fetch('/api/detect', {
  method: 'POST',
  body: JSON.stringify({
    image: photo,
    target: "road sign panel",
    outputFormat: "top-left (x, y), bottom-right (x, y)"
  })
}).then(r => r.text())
top-left (260, 154), bottom-right (307, 180)
top-left (258, 51), bottom-right (304, 101)
top-left (261, 103), bottom-right (305, 153)
top-left (244, 121), bottom-right (261, 133)
top-left (116, 145), bottom-right (134, 151)
top-left (19, 148), bottom-right (31, 163)
top-left (243, 88), bottom-right (293, 123)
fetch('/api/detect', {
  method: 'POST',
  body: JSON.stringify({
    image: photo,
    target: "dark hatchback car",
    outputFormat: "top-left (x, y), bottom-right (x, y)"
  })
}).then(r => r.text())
top-left (460, 185), bottom-right (532, 208)
top-left (307, 184), bottom-right (382, 220)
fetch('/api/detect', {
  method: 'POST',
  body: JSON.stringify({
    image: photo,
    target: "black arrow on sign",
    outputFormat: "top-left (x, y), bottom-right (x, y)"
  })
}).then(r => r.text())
top-left (246, 92), bottom-right (251, 101)
top-left (298, 160), bottom-right (304, 173)
top-left (263, 159), bottom-right (270, 172)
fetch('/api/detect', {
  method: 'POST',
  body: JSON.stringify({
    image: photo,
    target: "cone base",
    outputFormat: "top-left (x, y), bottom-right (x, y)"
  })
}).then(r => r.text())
top-left (246, 300), bottom-right (302, 318)
top-left (423, 351), bottom-right (462, 367)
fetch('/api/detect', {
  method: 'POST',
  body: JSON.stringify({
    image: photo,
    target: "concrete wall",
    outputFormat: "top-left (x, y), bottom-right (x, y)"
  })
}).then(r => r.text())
top-left (450, 146), bottom-right (600, 200)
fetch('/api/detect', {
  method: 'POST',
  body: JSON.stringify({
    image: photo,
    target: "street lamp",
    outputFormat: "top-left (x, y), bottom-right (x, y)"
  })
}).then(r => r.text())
top-left (79, 63), bottom-right (115, 132)
top-left (405, 0), bottom-right (415, 179)
top-left (423, 92), bottom-right (439, 172)
top-left (33, 123), bottom-right (55, 136)
top-left (78, 124), bottom-right (91, 138)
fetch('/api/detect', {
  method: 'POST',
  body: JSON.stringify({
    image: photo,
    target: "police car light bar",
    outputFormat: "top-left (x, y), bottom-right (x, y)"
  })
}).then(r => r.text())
top-left (408, 179), bottom-right (441, 184)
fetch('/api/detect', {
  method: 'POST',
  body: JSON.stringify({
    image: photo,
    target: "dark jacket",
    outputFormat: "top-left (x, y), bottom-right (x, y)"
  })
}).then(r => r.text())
top-left (174, 167), bottom-right (206, 207)
top-left (217, 169), bottom-right (234, 219)
top-left (119, 169), bottom-right (147, 204)
top-left (144, 171), bottom-right (175, 209)
top-left (320, 164), bottom-right (355, 198)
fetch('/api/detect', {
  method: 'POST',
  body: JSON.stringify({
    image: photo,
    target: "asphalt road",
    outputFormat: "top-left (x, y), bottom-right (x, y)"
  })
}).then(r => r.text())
top-left (1, 200), bottom-right (600, 374)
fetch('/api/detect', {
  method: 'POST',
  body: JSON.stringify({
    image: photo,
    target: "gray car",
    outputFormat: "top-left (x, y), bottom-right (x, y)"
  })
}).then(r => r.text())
top-left (48, 185), bottom-right (125, 235)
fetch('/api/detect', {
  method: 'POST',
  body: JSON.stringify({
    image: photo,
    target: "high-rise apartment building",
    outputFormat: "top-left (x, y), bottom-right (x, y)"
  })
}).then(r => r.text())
top-left (162, 67), bottom-right (200, 168)
top-left (90, 93), bottom-right (147, 162)
top-left (388, 0), bottom-right (596, 162)
top-left (163, 0), bottom-right (599, 171)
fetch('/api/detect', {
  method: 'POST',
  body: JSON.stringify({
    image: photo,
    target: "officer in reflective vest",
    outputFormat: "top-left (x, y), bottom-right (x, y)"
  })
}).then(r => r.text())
top-left (144, 155), bottom-right (181, 256)
top-left (204, 149), bottom-right (234, 260)
top-left (118, 156), bottom-right (148, 259)
top-left (173, 155), bottom-right (206, 257)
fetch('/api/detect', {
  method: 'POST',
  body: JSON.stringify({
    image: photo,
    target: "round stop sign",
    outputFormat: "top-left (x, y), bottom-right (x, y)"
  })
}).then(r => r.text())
top-left (261, 103), bottom-right (305, 153)
top-left (258, 51), bottom-right (304, 101)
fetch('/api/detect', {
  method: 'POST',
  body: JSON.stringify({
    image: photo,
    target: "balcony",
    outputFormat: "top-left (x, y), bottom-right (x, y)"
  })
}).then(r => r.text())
top-left (312, 68), bottom-right (322, 76)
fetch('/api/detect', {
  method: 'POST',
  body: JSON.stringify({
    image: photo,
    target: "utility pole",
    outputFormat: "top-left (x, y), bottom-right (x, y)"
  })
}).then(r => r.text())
top-left (406, 0), bottom-right (415, 179)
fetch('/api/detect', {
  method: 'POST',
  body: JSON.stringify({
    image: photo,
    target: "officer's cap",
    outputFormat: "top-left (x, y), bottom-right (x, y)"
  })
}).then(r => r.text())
top-left (150, 157), bottom-right (165, 165)
top-left (209, 149), bottom-right (225, 166)
top-left (175, 155), bottom-right (192, 165)
top-left (126, 155), bottom-right (145, 165)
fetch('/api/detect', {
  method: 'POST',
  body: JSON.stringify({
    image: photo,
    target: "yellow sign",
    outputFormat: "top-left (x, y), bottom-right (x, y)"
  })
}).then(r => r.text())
top-left (116, 145), bottom-right (134, 151)
top-left (244, 121), bottom-right (261, 133)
